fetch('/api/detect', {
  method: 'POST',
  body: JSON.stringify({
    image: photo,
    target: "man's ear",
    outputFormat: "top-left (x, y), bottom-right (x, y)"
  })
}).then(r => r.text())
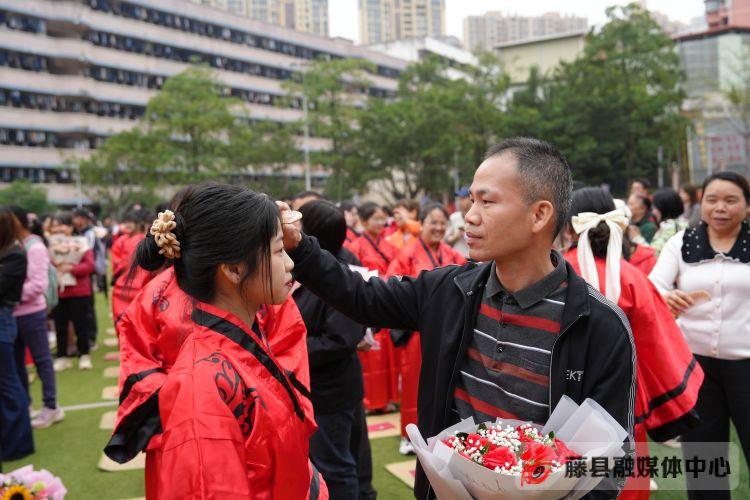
top-left (530, 200), bottom-right (555, 235)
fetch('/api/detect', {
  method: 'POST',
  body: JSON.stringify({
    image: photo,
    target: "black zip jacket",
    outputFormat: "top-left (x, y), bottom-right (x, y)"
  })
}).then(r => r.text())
top-left (290, 235), bottom-right (636, 499)
top-left (0, 245), bottom-right (27, 307)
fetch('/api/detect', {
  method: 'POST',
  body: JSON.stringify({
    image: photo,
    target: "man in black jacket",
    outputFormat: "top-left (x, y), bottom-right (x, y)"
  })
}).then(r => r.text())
top-left (282, 138), bottom-right (635, 499)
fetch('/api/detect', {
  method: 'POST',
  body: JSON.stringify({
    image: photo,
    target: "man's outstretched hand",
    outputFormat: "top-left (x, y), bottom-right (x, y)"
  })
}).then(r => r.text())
top-left (277, 201), bottom-right (302, 251)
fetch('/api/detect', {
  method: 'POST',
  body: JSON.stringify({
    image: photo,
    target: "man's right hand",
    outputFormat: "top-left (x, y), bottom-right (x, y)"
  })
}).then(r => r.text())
top-left (276, 201), bottom-right (302, 251)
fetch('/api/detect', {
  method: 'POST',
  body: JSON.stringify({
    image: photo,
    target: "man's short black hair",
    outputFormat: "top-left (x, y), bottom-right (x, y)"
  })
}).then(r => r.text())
top-left (484, 137), bottom-right (573, 238)
top-left (299, 200), bottom-right (347, 254)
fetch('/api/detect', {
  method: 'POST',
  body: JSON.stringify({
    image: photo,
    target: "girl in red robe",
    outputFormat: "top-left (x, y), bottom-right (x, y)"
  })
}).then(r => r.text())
top-left (563, 188), bottom-right (704, 499)
top-left (348, 202), bottom-right (398, 412)
top-left (105, 184), bottom-right (325, 499)
top-left (111, 209), bottom-right (154, 330)
top-left (386, 203), bottom-right (466, 455)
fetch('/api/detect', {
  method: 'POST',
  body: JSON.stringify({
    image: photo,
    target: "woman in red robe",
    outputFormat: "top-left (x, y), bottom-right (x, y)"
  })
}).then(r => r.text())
top-left (111, 209), bottom-right (154, 330)
top-left (386, 203), bottom-right (466, 455)
top-left (348, 202), bottom-right (398, 412)
top-left (563, 188), bottom-right (704, 499)
top-left (104, 184), bottom-right (325, 499)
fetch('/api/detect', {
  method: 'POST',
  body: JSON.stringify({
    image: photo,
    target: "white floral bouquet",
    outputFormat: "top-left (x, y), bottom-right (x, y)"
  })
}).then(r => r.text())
top-left (0, 465), bottom-right (66, 499)
top-left (406, 396), bottom-right (629, 499)
top-left (47, 235), bottom-right (90, 291)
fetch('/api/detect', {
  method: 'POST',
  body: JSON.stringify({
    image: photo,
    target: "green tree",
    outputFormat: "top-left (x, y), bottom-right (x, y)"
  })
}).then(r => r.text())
top-left (358, 54), bottom-right (508, 199)
top-left (76, 129), bottom-right (164, 217)
top-left (283, 58), bottom-right (374, 200)
top-left (509, 3), bottom-right (687, 190)
top-left (0, 179), bottom-right (51, 213)
top-left (78, 66), bottom-right (296, 215)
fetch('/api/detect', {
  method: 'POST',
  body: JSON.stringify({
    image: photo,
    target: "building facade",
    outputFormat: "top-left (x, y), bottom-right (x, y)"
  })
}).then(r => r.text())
top-left (189, 0), bottom-right (328, 37)
top-left (359, 0), bottom-right (445, 45)
top-left (368, 36), bottom-right (476, 80)
top-left (0, 0), bottom-right (406, 204)
top-left (676, 27), bottom-right (750, 181)
top-left (463, 11), bottom-right (587, 51)
top-left (494, 31), bottom-right (587, 87)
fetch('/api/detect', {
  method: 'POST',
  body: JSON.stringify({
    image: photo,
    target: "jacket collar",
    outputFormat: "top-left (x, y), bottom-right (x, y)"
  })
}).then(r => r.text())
top-left (560, 260), bottom-right (591, 330)
top-left (453, 259), bottom-right (590, 330)
top-left (453, 261), bottom-right (491, 298)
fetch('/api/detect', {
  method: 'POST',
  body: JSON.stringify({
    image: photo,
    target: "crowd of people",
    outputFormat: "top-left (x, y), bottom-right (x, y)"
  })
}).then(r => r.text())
top-left (0, 136), bottom-right (749, 499)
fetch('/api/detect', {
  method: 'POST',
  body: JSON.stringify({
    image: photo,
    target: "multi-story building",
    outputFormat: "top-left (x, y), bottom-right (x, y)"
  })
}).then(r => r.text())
top-left (189, 0), bottom-right (328, 37)
top-left (359, 0), bottom-right (445, 45)
top-left (0, 0), bottom-right (406, 204)
top-left (676, 26), bottom-right (750, 181)
top-left (705, 0), bottom-right (750, 30)
top-left (494, 30), bottom-right (587, 88)
top-left (368, 36), bottom-right (476, 80)
top-left (463, 11), bottom-right (587, 51)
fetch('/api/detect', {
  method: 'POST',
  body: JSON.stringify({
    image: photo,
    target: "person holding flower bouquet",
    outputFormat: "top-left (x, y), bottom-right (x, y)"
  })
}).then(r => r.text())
top-left (281, 138), bottom-right (636, 499)
top-left (48, 212), bottom-right (95, 371)
top-left (107, 184), bottom-right (326, 499)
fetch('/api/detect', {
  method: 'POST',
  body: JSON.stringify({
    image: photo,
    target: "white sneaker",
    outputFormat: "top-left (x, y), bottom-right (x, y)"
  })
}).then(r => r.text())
top-left (399, 437), bottom-right (415, 456)
top-left (29, 405), bottom-right (41, 419)
top-left (78, 354), bottom-right (93, 370)
top-left (53, 357), bottom-right (72, 372)
top-left (31, 406), bottom-right (65, 429)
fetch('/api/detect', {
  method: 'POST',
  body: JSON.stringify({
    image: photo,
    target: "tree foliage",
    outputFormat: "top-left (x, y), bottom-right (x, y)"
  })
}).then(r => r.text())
top-left (508, 3), bottom-right (686, 191)
top-left (0, 179), bottom-right (51, 214)
top-left (79, 66), bottom-right (296, 216)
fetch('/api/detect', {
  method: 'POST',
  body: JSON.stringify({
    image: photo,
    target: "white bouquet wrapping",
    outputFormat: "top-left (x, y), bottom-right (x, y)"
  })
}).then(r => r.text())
top-left (48, 235), bottom-right (90, 292)
top-left (406, 396), bottom-right (629, 499)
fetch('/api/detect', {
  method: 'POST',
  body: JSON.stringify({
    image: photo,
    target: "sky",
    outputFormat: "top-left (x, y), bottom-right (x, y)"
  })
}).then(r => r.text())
top-left (329, 0), bottom-right (706, 43)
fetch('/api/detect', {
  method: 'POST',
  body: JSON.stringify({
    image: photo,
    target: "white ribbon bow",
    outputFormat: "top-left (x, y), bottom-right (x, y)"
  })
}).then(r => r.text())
top-left (571, 210), bottom-right (629, 303)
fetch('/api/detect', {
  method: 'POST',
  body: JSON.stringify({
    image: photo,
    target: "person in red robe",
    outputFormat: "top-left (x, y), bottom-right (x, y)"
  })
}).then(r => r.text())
top-left (111, 209), bottom-right (155, 330)
top-left (104, 184), bottom-right (325, 499)
top-left (348, 202), bottom-right (398, 412)
top-left (386, 203), bottom-right (466, 455)
top-left (340, 200), bottom-right (360, 252)
top-left (563, 188), bottom-right (704, 499)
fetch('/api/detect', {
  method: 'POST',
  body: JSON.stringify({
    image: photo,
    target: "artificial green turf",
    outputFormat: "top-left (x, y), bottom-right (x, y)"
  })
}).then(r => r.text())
top-left (5, 293), bottom-right (748, 499)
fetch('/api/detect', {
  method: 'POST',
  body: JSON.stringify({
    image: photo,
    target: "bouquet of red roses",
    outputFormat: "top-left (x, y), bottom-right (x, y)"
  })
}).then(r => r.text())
top-left (406, 396), bottom-right (629, 500)
top-left (441, 422), bottom-right (580, 486)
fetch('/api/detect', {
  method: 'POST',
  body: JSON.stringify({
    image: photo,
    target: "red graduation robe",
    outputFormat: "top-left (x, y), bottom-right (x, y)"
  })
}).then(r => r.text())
top-left (105, 269), bottom-right (323, 499)
top-left (348, 234), bottom-right (399, 410)
top-left (565, 248), bottom-right (704, 499)
top-left (110, 232), bottom-right (152, 329)
top-left (386, 239), bottom-right (466, 436)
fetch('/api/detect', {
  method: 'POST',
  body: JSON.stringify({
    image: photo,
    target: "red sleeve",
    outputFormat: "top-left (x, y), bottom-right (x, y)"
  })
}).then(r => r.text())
top-left (154, 353), bottom-right (251, 499)
top-left (72, 249), bottom-right (95, 277)
top-left (621, 263), bottom-right (704, 437)
top-left (111, 237), bottom-right (125, 275)
top-left (386, 247), bottom-right (413, 278)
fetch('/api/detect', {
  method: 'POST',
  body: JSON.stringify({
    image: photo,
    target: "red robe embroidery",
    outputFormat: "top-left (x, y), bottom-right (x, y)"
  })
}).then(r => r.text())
top-left (564, 248), bottom-right (704, 500)
top-left (387, 239), bottom-right (466, 436)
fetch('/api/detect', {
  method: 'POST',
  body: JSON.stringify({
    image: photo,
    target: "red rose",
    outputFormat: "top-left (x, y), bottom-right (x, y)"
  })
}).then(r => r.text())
top-left (483, 446), bottom-right (518, 470)
top-left (520, 442), bottom-right (557, 485)
top-left (554, 438), bottom-right (580, 463)
top-left (465, 433), bottom-right (483, 447)
top-left (516, 426), bottom-right (536, 444)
